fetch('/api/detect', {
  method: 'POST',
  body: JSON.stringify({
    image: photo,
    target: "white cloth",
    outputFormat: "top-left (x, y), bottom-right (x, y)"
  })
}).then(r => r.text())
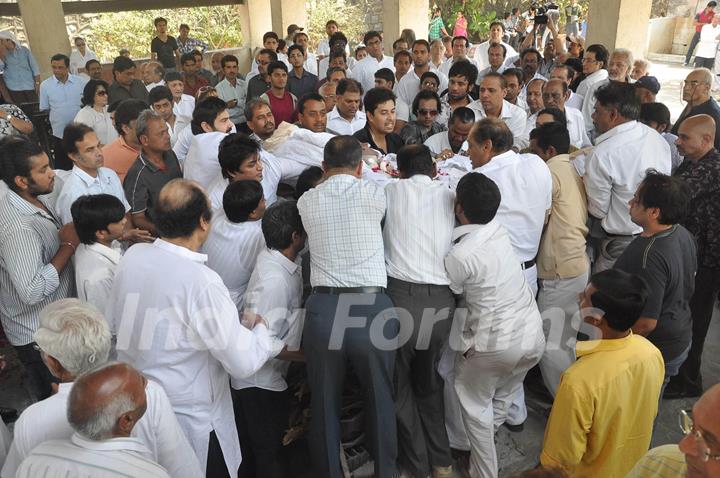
top-left (577, 70), bottom-right (609, 129)
top-left (172, 125), bottom-right (195, 165)
top-left (258, 149), bottom-right (287, 206)
top-left (106, 239), bottom-right (276, 474)
top-left (298, 174), bottom-right (387, 287)
top-left (383, 174), bottom-right (455, 284)
top-left (173, 94), bottom-right (195, 119)
top-left (396, 97), bottom-right (410, 123)
top-left (350, 55), bottom-right (395, 94)
top-left (69, 48), bottom-right (98, 75)
top-left (2, 381), bottom-right (202, 478)
top-left (304, 52), bottom-right (318, 76)
top-left (663, 132), bottom-right (684, 172)
top-left (234, 248), bottom-right (303, 390)
top-left (145, 80), bottom-right (166, 92)
top-left (424, 130), bottom-right (469, 155)
top-left (476, 65), bottom-right (509, 84)
top-left (566, 91), bottom-right (583, 110)
top-left (183, 131), bottom-right (227, 189)
top-left (168, 115), bottom-right (190, 148)
top-left (584, 121), bottom-right (671, 235)
top-left (216, 78), bottom-right (247, 124)
top-left (467, 99), bottom-right (529, 150)
top-left (202, 213), bottom-right (265, 311)
top-left (326, 106), bottom-right (366, 135)
top-left (395, 67), bottom-right (449, 106)
top-left (472, 40), bottom-right (518, 71)
top-left (207, 176), bottom-right (228, 213)
top-left (74, 241), bottom-right (122, 314)
top-left (74, 106), bottom-right (118, 145)
top-left (697, 23), bottom-right (720, 58)
top-left (438, 57), bottom-right (479, 78)
top-left (565, 106), bottom-right (592, 149)
top-left (0, 418), bottom-right (9, 471)
top-left (53, 165), bottom-right (130, 225)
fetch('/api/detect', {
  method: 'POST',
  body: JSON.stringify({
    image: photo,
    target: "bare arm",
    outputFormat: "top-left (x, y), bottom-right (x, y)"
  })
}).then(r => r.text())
top-left (632, 317), bottom-right (658, 336)
top-left (130, 211), bottom-right (157, 237)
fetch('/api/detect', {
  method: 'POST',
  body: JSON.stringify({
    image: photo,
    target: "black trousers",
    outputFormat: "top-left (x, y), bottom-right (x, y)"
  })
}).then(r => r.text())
top-left (387, 278), bottom-right (454, 477)
top-left (303, 291), bottom-right (399, 478)
top-left (233, 387), bottom-right (289, 478)
top-left (695, 57), bottom-right (716, 69)
top-left (674, 267), bottom-right (720, 392)
top-left (206, 430), bottom-right (232, 478)
top-left (52, 135), bottom-right (72, 171)
top-left (14, 342), bottom-right (56, 401)
top-left (685, 31), bottom-right (702, 64)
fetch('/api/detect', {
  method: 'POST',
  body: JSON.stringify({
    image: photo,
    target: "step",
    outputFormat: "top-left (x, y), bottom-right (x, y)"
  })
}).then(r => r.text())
top-left (647, 52), bottom-right (685, 64)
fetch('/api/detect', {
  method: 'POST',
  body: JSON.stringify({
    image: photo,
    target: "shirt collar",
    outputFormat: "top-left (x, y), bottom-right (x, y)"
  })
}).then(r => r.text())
top-left (86, 241), bottom-right (123, 265)
top-left (6, 188), bottom-right (55, 219)
top-left (71, 165), bottom-right (102, 187)
top-left (475, 149), bottom-right (516, 171)
top-left (451, 220), bottom-right (502, 244)
top-left (51, 74), bottom-right (78, 86)
top-left (153, 238), bottom-right (208, 264)
top-left (407, 174), bottom-right (434, 184)
top-left (576, 331), bottom-right (635, 358)
top-left (546, 153), bottom-right (571, 165)
top-left (117, 136), bottom-right (140, 153)
top-left (266, 248), bottom-right (300, 274)
top-left (594, 120), bottom-right (638, 145)
top-left (70, 433), bottom-right (152, 455)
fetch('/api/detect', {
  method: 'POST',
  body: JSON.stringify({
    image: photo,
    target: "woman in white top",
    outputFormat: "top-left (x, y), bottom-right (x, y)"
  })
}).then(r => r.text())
top-left (74, 79), bottom-right (118, 145)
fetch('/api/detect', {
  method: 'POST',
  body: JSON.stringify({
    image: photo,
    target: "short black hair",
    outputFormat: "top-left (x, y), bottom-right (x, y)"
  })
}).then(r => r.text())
top-left (397, 144), bottom-right (434, 177)
top-left (530, 122), bottom-right (571, 155)
top-left (329, 49), bottom-right (347, 63)
top-left (709, 1), bottom-right (718, 7)
top-left (448, 60), bottom-right (478, 86)
top-left (262, 200), bottom-right (303, 250)
top-left (336, 78), bottom-right (363, 96)
top-left (324, 135), bottom-right (362, 169)
top-left (536, 107), bottom-right (568, 128)
top-left (374, 68), bottom-right (396, 88)
top-left (470, 117), bottom-right (514, 153)
top-left (394, 50), bottom-right (412, 63)
top-left (267, 60), bottom-right (288, 76)
top-left (456, 172), bottom-right (501, 224)
top-left (295, 166), bottom-right (323, 199)
top-left (329, 31), bottom-right (348, 47)
top-left (112, 55), bottom-right (135, 73)
top-left (114, 99), bottom-right (149, 136)
top-left (297, 93), bottom-right (325, 114)
top-left (81, 79), bottom-right (109, 107)
top-left (412, 39), bottom-right (430, 51)
top-left (636, 169), bottom-right (690, 225)
top-left (364, 31), bottom-right (382, 45)
top-left (420, 71), bottom-right (440, 86)
top-left (218, 133), bottom-right (260, 179)
top-left (589, 269), bottom-right (649, 332)
top-left (639, 102), bottom-right (671, 132)
top-left (223, 180), bottom-right (263, 223)
top-left (450, 106), bottom-right (475, 125)
top-left (263, 31), bottom-right (279, 43)
top-left (364, 87), bottom-right (396, 115)
top-left (180, 52), bottom-right (196, 65)
top-left (488, 42), bottom-right (507, 58)
top-left (288, 44), bottom-right (305, 58)
top-left (412, 90), bottom-right (441, 116)
top-left (520, 47), bottom-right (542, 63)
top-left (154, 17), bottom-right (167, 27)
top-left (326, 66), bottom-right (346, 82)
top-left (503, 67), bottom-right (525, 85)
top-left (154, 180), bottom-right (213, 238)
top-left (489, 20), bottom-right (505, 31)
top-left (179, 23), bottom-right (190, 30)
top-left (257, 48), bottom-right (279, 62)
top-left (71, 194), bottom-right (126, 245)
top-left (62, 122), bottom-right (95, 156)
top-left (586, 44), bottom-right (609, 67)
top-left (452, 36), bottom-right (469, 48)
top-left (85, 59), bottom-right (101, 71)
top-left (148, 85), bottom-right (173, 105)
top-left (51, 53), bottom-right (70, 67)
top-left (594, 81), bottom-right (641, 121)
top-left (164, 71), bottom-right (183, 83)
top-left (191, 96), bottom-right (227, 135)
top-left (221, 54), bottom-right (239, 68)
top-left (393, 38), bottom-right (409, 50)
top-left (483, 71), bottom-right (508, 88)
top-left (0, 135), bottom-right (45, 193)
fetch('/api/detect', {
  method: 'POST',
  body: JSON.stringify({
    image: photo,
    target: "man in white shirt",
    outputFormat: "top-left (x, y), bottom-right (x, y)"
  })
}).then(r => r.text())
top-left (523, 78), bottom-right (546, 134)
top-left (106, 179), bottom-right (277, 477)
top-left (234, 200), bottom-right (305, 478)
top-left (1, 299), bottom-right (202, 478)
top-left (203, 180), bottom-right (266, 311)
top-left (425, 106), bottom-right (475, 157)
top-left (293, 31), bottom-right (318, 75)
top-left (473, 21), bottom-right (519, 71)
top-left (165, 71), bottom-right (196, 119)
top-left (476, 42), bottom-right (510, 84)
top-left (316, 20), bottom-right (339, 58)
top-left (351, 31), bottom-right (395, 93)
top-left (384, 144), bottom-right (456, 478)
top-left (694, 13), bottom-right (720, 68)
top-left (69, 37), bottom-right (98, 76)
top-left (548, 63), bottom-right (584, 110)
top-left (215, 54), bottom-right (247, 126)
top-left (297, 136), bottom-right (398, 478)
top-left (208, 133), bottom-right (264, 212)
top-left (148, 85), bottom-right (190, 147)
top-left (584, 81), bottom-right (671, 272)
top-left (439, 36), bottom-right (479, 78)
top-left (541, 78), bottom-right (592, 148)
top-left (143, 62), bottom-right (166, 92)
top-left (468, 73), bottom-right (529, 150)
top-left (445, 172), bottom-right (544, 478)
top-left (327, 78), bottom-right (366, 135)
top-left (396, 40), bottom-right (449, 107)
top-left (183, 97), bottom-right (234, 189)
top-left (576, 44), bottom-right (610, 129)
top-left (16, 361), bottom-right (171, 478)
top-left (582, 48), bottom-right (633, 135)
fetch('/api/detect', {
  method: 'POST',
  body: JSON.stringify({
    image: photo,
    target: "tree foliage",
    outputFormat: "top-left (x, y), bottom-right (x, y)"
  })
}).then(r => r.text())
top-left (306, 0), bottom-right (367, 49)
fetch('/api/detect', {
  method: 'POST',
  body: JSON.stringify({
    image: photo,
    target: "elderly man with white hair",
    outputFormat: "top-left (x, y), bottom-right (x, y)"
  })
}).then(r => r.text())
top-left (581, 48), bottom-right (633, 134)
top-left (0, 299), bottom-right (203, 478)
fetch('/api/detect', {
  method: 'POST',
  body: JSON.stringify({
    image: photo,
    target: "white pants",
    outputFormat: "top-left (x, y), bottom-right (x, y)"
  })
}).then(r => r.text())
top-left (537, 270), bottom-right (590, 396)
top-left (454, 332), bottom-right (545, 478)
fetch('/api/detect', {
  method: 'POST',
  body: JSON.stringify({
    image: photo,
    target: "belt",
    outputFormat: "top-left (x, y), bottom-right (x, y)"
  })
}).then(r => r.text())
top-left (312, 286), bottom-right (385, 295)
top-left (606, 233), bottom-right (638, 238)
top-left (521, 259), bottom-right (536, 270)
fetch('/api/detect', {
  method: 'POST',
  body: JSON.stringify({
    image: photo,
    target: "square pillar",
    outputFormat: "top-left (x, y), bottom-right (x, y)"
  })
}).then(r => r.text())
top-left (246, 0), bottom-right (273, 49)
top-left (18, 0), bottom-right (69, 79)
top-left (586, 0), bottom-right (653, 59)
top-left (383, 0), bottom-right (430, 55)
top-left (271, 0), bottom-right (307, 43)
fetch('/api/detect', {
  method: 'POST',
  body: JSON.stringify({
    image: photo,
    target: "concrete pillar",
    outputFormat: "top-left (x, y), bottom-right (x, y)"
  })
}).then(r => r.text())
top-left (18, 0), bottom-right (69, 79)
top-left (586, 0), bottom-right (653, 59)
top-left (270, 0), bottom-right (307, 42)
top-left (246, 0), bottom-right (273, 49)
top-left (383, 0), bottom-right (430, 55)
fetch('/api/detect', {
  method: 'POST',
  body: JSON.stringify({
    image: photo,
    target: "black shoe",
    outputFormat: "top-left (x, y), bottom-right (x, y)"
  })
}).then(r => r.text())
top-left (663, 381), bottom-right (703, 400)
top-left (503, 422), bottom-right (524, 432)
top-left (0, 407), bottom-right (18, 423)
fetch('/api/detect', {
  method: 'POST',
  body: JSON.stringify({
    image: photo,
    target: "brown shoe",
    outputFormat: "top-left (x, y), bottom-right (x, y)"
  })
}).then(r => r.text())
top-left (433, 465), bottom-right (454, 478)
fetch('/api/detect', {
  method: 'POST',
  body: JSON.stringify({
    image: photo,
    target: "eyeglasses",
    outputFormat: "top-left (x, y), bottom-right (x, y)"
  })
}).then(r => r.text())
top-left (581, 58), bottom-right (598, 64)
top-left (679, 409), bottom-right (720, 462)
top-left (422, 81), bottom-right (439, 88)
top-left (683, 80), bottom-right (710, 88)
top-left (418, 109), bottom-right (438, 116)
top-left (96, 90), bottom-right (108, 96)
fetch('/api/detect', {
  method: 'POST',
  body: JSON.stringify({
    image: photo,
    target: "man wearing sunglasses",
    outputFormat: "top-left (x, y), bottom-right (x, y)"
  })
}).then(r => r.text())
top-left (399, 90), bottom-right (445, 146)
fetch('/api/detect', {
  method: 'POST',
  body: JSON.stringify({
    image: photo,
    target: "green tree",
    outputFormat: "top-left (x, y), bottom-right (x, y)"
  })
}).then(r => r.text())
top-left (306, 0), bottom-right (366, 50)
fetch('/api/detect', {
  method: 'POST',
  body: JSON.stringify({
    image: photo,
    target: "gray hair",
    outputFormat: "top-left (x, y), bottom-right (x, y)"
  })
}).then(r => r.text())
top-left (693, 67), bottom-right (714, 86)
top-left (34, 299), bottom-right (111, 377)
top-left (244, 98), bottom-right (270, 122)
top-left (634, 58), bottom-right (650, 70)
top-left (611, 48), bottom-right (634, 69)
top-left (135, 109), bottom-right (163, 139)
top-left (67, 361), bottom-right (138, 441)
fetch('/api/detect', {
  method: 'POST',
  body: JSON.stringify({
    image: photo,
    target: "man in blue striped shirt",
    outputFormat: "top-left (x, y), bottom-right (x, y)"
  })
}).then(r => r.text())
top-left (0, 30), bottom-right (40, 104)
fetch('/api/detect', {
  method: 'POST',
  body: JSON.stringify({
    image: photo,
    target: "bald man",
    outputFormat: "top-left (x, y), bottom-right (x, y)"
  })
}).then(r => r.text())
top-left (672, 68), bottom-right (720, 150)
top-left (16, 362), bottom-right (170, 477)
top-left (627, 383), bottom-right (720, 476)
top-left (666, 114), bottom-right (720, 399)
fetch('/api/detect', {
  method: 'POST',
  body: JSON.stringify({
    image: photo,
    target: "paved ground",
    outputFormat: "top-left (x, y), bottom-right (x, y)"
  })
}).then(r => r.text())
top-left (0, 61), bottom-right (715, 477)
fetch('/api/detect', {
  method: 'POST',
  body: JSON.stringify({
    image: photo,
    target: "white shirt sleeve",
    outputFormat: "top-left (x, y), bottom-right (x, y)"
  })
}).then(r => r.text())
top-left (583, 150), bottom-right (612, 219)
top-left (444, 251), bottom-right (468, 295)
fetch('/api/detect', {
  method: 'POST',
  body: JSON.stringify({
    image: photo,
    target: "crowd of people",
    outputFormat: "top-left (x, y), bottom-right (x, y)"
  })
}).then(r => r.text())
top-left (0, 4), bottom-right (719, 478)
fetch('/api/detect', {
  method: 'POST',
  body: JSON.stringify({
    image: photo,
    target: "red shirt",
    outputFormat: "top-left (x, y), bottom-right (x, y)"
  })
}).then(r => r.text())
top-left (696, 9), bottom-right (715, 32)
top-left (183, 74), bottom-right (209, 98)
top-left (265, 90), bottom-right (297, 126)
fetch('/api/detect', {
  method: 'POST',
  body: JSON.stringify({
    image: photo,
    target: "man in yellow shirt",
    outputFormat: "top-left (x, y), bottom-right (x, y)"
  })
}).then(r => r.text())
top-left (540, 269), bottom-right (665, 477)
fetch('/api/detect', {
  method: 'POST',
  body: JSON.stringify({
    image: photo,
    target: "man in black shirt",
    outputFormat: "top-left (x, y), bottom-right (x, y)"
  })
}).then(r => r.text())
top-left (150, 17), bottom-right (179, 72)
top-left (614, 170), bottom-right (697, 397)
top-left (671, 68), bottom-right (720, 150)
top-left (353, 87), bottom-right (403, 155)
top-left (245, 49), bottom-right (276, 107)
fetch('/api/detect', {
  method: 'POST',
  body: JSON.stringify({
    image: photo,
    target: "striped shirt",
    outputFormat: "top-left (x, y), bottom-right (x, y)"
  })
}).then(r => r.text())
top-left (298, 174), bottom-right (387, 287)
top-left (625, 445), bottom-right (686, 478)
top-left (0, 190), bottom-right (75, 346)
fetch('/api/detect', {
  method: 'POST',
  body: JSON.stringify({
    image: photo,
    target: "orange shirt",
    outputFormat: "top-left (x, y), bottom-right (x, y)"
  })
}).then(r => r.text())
top-left (102, 136), bottom-right (140, 183)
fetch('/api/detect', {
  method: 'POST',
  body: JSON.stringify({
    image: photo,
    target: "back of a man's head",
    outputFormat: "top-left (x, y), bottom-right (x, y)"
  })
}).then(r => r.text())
top-left (636, 169), bottom-right (690, 226)
top-left (456, 172), bottom-right (501, 225)
top-left (114, 99), bottom-right (149, 137)
top-left (112, 55), bottom-right (135, 74)
top-left (594, 81), bottom-right (641, 121)
top-left (223, 179), bottom-right (263, 223)
top-left (262, 200), bottom-right (303, 251)
top-left (0, 135), bottom-right (45, 193)
top-left (397, 144), bottom-right (434, 178)
top-left (470, 117), bottom-right (514, 154)
top-left (588, 269), bottom-right (649, 332)
top-left (191, 96), bottom-right (228, 135)
top-left (530, 122), bottom-right (570, 156)
top-left (154, 179), bottom-right (212, 238)
top-left (323, 135), bottom-right (362, 171)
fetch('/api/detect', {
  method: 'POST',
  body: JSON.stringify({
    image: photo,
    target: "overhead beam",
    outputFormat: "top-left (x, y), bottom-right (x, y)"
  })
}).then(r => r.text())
top-left (0, 0), bottom-right (243, 17)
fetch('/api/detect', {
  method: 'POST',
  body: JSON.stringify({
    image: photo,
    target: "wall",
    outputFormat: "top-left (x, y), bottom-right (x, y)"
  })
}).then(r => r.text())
top-left (586, 0), bottom-right (653, 59)
top-left (647, 16), bottom-right (677, 54)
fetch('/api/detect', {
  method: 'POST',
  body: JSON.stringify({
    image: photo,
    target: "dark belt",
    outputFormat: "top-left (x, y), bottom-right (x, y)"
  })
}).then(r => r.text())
top-left (311, 286), bottom-right (385, 295)
top-left (606, 233), bottom-right (638, 238)
top-left (521, 259), bottom-right (536, 270)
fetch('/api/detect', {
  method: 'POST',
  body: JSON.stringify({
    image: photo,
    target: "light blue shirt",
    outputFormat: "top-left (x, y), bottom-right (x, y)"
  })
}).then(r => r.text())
top-left (39, 74), bottom-right (87, 138)
top-left (1, 45), bottom-right (40, 91)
